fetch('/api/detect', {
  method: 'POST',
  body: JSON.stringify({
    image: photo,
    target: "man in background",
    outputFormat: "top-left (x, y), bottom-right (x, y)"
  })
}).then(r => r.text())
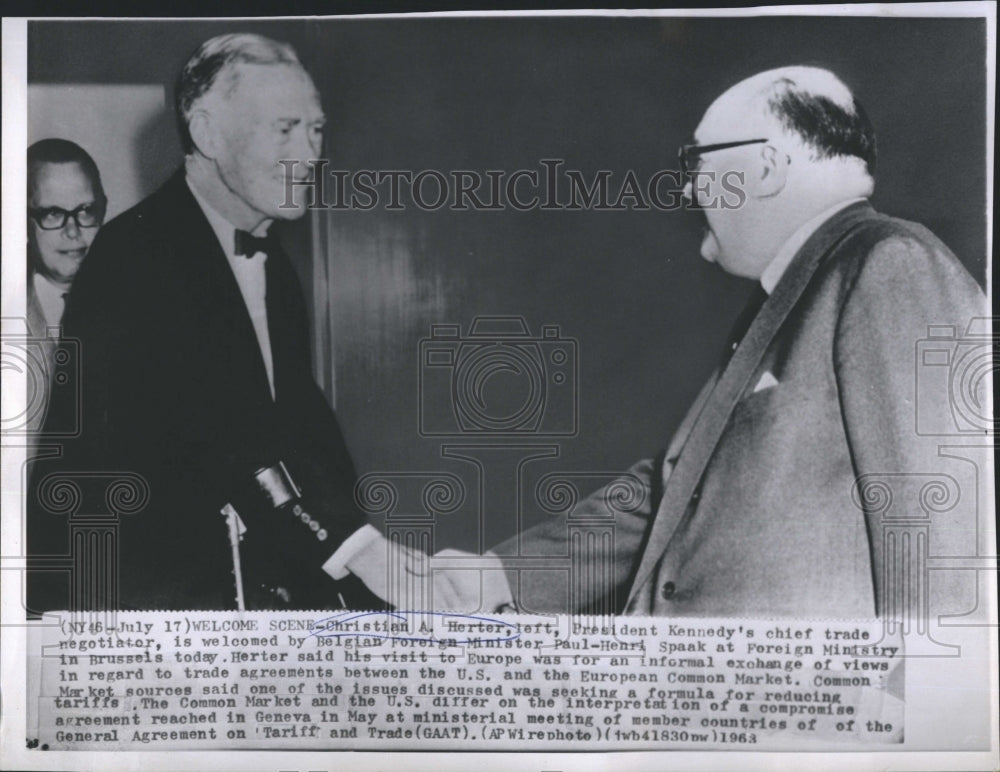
top-left (25, 138), bottom-right (105, 443)
top-left (446, 66), bottom-right (987, 621)
top-left (27, 34), bottom-right (436, 611)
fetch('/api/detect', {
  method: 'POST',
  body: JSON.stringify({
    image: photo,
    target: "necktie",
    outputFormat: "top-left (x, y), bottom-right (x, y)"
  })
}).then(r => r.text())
top-left (722, 284), bottom-right (768, 367)
top-left (234, 229), bottom-right (274, 257)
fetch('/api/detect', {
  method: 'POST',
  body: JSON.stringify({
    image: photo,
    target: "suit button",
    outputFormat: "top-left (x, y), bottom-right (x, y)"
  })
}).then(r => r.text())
top-left (661, 581), bottom-right (676, 600)
top-left (691, 486), bottom-right (702, 502)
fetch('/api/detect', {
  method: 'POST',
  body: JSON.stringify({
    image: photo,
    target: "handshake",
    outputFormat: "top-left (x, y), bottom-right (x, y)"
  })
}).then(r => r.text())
top-left (339, 535), bottom-right (517, 614)
top-left (225, 460), bottom-right (516, 613)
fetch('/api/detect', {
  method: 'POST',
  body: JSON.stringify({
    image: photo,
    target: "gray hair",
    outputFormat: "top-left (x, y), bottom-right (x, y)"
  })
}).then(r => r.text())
top-left (174, 33), bottom-right (301, 154)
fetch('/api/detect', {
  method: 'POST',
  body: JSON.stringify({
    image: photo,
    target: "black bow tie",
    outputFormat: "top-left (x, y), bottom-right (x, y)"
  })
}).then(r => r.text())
top-left (234, 229), bottom-right (275, 257)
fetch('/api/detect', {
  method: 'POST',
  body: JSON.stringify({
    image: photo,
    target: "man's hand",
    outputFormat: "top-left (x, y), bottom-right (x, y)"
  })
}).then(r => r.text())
top-left (342, 539), bottom-right (515, 612)
top-left (342, 534), bottom-right (433, 610)
top-left (427, 549), bottom-right (515, 613)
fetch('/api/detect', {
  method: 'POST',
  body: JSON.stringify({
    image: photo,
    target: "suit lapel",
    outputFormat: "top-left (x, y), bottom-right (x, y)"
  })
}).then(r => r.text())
top-left (160, 171), bottom-right (275, 404)
top-left (626, 201), bottom-right (878, 607)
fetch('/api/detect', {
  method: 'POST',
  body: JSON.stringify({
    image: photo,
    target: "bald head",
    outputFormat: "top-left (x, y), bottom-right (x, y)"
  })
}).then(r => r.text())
top-left (691, 67), bottom-right (877, 280)
top-left (700, 66), bottom-right (876, 178)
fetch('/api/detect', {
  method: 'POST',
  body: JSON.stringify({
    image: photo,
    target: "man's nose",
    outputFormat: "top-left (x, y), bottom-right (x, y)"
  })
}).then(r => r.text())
top-left (62, 216), bottom-right (82, 239)
top-left (291, 130), bottom-right (321, 169)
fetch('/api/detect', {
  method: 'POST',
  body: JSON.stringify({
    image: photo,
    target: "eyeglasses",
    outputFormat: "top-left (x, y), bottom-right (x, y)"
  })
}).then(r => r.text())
top-left (29, 201), bottom-right (106, 231)
top-left (678, 138), bottom-right (768, 184)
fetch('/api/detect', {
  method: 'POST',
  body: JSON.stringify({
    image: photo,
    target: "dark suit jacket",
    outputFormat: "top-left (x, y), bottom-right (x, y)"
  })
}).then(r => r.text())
top-left (496, 202), bottom-right (987, 619)
top-left (27, 169), bottom-right (367, 611)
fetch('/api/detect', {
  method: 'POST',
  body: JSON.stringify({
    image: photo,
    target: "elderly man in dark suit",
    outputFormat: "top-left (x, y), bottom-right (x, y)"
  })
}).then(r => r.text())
top-left (445, 66), bottom-right (988, 621)
top-left (26, 34), bottom-right (433, 612)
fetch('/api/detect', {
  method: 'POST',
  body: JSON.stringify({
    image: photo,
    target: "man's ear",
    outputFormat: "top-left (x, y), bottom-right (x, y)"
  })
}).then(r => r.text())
top-left (187, 109), bottom-right (218, 160)
top-left (755, 144), bottom-right (790, 198)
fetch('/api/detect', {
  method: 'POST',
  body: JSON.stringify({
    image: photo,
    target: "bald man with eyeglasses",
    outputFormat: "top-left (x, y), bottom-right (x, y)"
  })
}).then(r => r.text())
top-left (441, 66), bottom-right (988, 622)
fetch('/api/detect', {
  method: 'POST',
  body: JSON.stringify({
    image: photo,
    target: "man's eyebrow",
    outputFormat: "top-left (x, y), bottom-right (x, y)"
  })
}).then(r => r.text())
top-left (34, 201), bottom-right (97, 211)
top-left (275, 116), bottom-right (327, 125)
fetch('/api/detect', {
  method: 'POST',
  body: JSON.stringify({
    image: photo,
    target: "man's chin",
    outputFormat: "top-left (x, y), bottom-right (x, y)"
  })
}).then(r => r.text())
top-left (266, 200), bottom-right (309, 221)
top-left (273, 207), bottom-right (308, 221)
top-left (700, 228), bottom-right (721, 264)
top-left (264, 179), bottom-right (310, 220)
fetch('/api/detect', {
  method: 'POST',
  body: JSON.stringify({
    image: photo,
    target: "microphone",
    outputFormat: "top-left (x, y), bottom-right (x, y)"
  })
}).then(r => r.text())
top-left (220, 460), bottom-right (335, 610)
top-left (222, 460), bottom-right (385, 611)
top-left (253, 461), bottom-right (332, 555)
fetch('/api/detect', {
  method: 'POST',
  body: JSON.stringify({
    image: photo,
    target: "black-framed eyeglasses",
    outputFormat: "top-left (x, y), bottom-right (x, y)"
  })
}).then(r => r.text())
top-left (28, 201), bottom-right (106, 231)
top-left (678, 138), bottom-right (768, 183)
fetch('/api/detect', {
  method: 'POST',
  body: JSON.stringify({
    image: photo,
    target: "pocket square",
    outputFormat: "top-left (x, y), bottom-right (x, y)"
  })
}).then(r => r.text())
top-left (752, 371), bottom-right (779, 393)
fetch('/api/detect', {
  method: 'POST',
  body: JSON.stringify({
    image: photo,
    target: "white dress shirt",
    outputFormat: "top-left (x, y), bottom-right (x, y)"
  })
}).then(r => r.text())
top-left (32, 271), bottom-right (68, 330)
top-left (759, 197), bottom-right (867, 294)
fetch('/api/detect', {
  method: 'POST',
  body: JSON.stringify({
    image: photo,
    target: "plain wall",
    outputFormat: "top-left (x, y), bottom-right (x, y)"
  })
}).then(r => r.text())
top-left (28, 84), bottom-right (175, 220)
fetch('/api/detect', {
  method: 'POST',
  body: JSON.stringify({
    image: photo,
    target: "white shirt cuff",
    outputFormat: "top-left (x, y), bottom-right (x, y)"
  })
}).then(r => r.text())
top-left (321, 524), bottom-right (381, 580)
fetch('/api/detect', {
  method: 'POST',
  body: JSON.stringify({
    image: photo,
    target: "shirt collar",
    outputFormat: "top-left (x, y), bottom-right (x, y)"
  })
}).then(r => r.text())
top-left (32, 271), bottom-right (69, 328)
top-left (186, 175), bottom-right (240, 260)
top-left (759, 197), bottom-right (867, 295)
